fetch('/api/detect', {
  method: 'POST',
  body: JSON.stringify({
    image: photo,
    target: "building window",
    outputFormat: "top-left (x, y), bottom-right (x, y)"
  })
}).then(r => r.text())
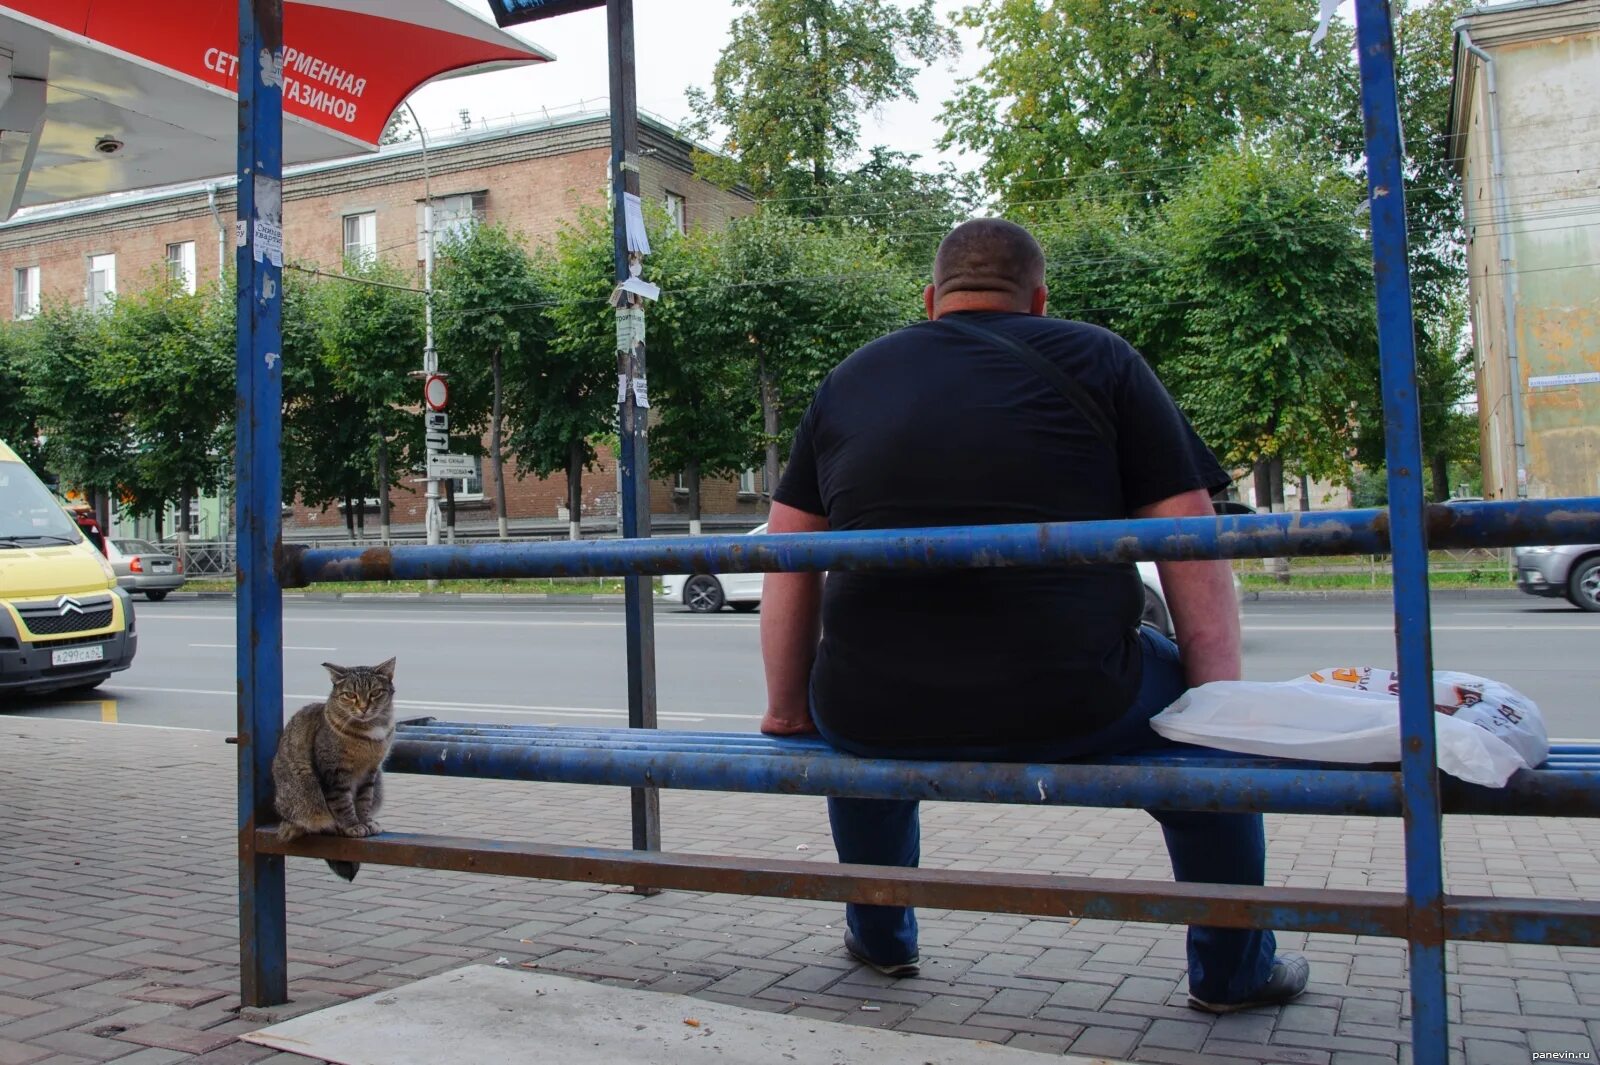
top-left (166, 241), bottom-right (197, 294)
top-left (418, 191), bottom-right (487, 257)
top-left (452, 456), bottom-right (484, 501)
top-left (343, 211), bottom-right (377, 264)
top-left (673, 471), bottom-right (687, 492)
top-left (664, 191), bottom-right (686, 234)
top-left (12, 265), bottom-right (39, 320)
top-left (738, 468), bottom-right (758, 495)
top-left (87, 254), bottom-right (116, 311)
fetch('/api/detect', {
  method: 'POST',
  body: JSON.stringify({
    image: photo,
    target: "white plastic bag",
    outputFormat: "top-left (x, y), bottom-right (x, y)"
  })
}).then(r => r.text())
top-left (1149, 667), bottom-right (1548, 788)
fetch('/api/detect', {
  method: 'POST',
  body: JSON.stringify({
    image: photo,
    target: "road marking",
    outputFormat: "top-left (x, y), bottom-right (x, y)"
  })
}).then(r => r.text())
top-left (151, 614), bottom-right (752, 629)
top-left (1242, 624), bottom-right (1597, 632)
top-left (100, 699), bottom-right (117, 724)
top-left (106, 685), bottom-right (749, 722)
top-left (188, 643), bottom-right (338, 651)
top-left (0, 714), bottom-right (213, 733)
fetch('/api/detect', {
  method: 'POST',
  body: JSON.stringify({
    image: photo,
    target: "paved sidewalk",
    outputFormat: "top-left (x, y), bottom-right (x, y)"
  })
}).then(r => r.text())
top-left (2, 715), bottom-right (1598, 1065)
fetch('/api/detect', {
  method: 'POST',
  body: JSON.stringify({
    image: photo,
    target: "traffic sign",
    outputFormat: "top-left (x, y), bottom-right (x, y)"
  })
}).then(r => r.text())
top-left (423, 374), bottom-right (449, 412)
top-left (425, 411), bottom-right (449, 432)
top-left (425, 432), bottom-right (450, 452)
top-left (427, 453), bottom-right (476, 479)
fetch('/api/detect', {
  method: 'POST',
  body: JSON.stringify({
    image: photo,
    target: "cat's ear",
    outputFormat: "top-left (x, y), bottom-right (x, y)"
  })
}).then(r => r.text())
top-left (372, 657), bottom-right (397, 681)
top-left (322, 662), bottom-right (349, 682)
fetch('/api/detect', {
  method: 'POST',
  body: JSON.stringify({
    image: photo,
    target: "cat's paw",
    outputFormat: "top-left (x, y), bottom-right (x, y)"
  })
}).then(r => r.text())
top-left (339, 823), bottom-right (373, 838)
top-left (360, 820), bottom-right (382, 836)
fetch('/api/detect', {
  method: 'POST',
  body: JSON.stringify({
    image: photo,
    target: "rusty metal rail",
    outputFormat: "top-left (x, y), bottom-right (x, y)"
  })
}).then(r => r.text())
top-left (279, 499), bottom-right (1600, 586)
top-left (253, 829), bottom-right (1600, 948)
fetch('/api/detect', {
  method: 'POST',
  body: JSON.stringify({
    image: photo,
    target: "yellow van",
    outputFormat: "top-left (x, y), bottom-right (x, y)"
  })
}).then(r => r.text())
top-left (0, 441), bottom-right (137, 696)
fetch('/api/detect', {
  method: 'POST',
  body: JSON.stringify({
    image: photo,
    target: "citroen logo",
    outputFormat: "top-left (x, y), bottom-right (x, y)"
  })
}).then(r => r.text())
top-left (55, 596), bottom-right (84, 616)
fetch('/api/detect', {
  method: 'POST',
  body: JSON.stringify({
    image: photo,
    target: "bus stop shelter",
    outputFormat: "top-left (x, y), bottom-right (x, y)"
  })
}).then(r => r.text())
top-left (8, 4), bottom-right (1600, 1065)
top-left (0, 0), bottom-right (548, 217)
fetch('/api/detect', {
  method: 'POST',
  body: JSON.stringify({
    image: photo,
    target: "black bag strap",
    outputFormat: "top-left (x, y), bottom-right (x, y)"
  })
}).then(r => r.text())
top-left (937, 316), bottom-right (1118, 450)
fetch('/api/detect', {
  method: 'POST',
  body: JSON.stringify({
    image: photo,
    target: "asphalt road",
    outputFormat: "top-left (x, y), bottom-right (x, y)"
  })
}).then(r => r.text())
top-left (4, 591), bottom-right (1597, 737)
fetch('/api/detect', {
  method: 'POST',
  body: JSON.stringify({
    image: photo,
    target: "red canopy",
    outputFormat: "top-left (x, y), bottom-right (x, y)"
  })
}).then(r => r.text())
top-left (0, 0), bottom-right (551, 215)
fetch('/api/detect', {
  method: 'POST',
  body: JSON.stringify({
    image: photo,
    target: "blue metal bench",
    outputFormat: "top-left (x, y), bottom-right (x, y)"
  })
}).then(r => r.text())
top-left (256, 722), bottom-right (1600, 949)
top-left (228, 0), bottom-right (1600, 1060)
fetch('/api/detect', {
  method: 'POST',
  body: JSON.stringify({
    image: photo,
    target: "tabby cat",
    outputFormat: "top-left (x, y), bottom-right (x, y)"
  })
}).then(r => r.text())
top-left (272, 658), bottom-right (397, 881)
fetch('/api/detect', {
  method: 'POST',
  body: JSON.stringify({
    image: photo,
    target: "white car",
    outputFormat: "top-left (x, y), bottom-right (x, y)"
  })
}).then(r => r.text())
top-left (661, 524), bottom-right (1237, 635)
top-left (661, 524), bottom-right (770, 613)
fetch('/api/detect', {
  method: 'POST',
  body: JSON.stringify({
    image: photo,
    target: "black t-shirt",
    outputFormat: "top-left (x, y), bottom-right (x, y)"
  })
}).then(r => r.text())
top-left (774, 311), bottom-right (1229, 751)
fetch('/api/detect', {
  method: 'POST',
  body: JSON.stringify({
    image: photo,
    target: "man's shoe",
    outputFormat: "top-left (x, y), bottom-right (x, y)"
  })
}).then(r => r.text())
top-left (1187, 952), bottom-right (1310, 1014)
top-left (843, 929), bottom-right (920, 978)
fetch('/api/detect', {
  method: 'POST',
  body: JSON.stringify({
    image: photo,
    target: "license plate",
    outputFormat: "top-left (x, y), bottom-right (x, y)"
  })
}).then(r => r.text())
top-left (51, 645), bottom-right (104, 667)
top-left (151, 563), bottom-right (173, 572)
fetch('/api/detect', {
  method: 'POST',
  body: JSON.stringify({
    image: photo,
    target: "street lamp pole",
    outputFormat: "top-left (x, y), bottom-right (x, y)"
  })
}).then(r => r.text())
top-left (405, 101), bottom-right (442, 561)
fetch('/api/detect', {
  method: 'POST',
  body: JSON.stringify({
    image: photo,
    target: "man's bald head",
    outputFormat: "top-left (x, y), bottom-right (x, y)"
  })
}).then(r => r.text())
top-left (927, 219), bottom-right (1047, 317)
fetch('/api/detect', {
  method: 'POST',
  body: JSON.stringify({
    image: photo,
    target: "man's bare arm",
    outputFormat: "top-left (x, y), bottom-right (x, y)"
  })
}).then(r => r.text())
top-left (1133, 489), bottom-right (1242, 687)
top-left (759, 502), bottom-right (830, 735)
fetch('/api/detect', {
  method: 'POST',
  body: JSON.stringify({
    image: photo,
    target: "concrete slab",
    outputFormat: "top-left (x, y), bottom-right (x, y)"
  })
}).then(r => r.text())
top-left (240, 965), bottom-right (1128, 1065)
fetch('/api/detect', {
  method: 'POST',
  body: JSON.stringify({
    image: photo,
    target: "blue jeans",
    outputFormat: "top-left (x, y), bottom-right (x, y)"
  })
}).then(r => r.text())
top-left (816, 627), bottom-right (1277, 1005)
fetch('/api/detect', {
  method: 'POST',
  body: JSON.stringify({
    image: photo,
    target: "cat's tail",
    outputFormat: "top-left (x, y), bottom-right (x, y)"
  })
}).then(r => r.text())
top-left (326, 860), bottom-right (360, 881)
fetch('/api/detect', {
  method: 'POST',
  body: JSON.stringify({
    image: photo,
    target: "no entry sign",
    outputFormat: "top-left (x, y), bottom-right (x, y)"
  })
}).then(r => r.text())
top-left (423, 374), bottom-right (450, 411)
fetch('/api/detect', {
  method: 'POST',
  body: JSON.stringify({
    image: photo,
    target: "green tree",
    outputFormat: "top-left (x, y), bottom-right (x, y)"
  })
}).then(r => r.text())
top-left (795, 147), bottom-right (979, 267)
top-left (1334, 0), bottom-right (1475, 495)
top-left (0, 321), bottom-right (43, 470)
top-left (713, 213), bottom-right (918, 494)
top-left (646, 227), bottom-right (762, 530)
top-left (435, 223), bottom-right (550, 538)
top-left (1028, 195), bottom-right (1159, 343)
top-left (318, 261), bottom-right (427, 540)
top-left (1351, 289), bottom-right (1478, 501)
top-left (23, 302), bottom-right (129, 521)
top-left (506, 211), bottom-right (618, 540)
top-left (268, 267), bottom-right (334, 515)
top-left (1323, 0), bottom-right (1469, 315)
top-left (942, 0), bottom-right (1350, 206)
top-left (380, 107), bottom-right (415, 146)
top-left (686, 0), bottom-right (957, 198)
top-left (1153, 144), bottom-right (1376, 499)
top-left (101, 278), bottom-right (234, 535)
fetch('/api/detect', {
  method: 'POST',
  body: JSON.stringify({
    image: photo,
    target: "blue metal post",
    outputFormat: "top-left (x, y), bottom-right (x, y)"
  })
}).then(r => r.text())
top-left (1352, 1), bottom-right (1447, 1059)
top-left (236, 0), bottom-right (288, 1008)
top-left (608, 0), bottom-right (661, 859)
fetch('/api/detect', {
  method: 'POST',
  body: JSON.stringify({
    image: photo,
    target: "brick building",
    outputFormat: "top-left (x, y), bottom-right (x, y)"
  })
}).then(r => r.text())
top-left (0, 106), bottom-right (764, 541)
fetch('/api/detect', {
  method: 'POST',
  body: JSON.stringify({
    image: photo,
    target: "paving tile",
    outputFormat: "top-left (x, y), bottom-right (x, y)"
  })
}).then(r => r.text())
top-left (108, 1023), bottom-right (233, 1055)
top-left (182, 1046), bottom-right (276, 1065)
top-left (1140, 1018), bottom-right (1210, 1051)
top-left (1070, 1027), bottom-right (1140, 1059)
top-left (1460, 1038), bottom-right (1532, 1065)
top-left (0, 1038), bottom-right (51, 1065)
top-left (0, 1000), bottom-right (53, 1022)
top-left (119, 991), bottom-right (225, 1011)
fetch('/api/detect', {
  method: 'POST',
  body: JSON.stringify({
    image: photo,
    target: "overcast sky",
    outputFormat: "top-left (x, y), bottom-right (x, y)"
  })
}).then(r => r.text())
top-left (412, 0), bottom-right (1355, 173)
top-left (412, 1), bottom-right (988, 170)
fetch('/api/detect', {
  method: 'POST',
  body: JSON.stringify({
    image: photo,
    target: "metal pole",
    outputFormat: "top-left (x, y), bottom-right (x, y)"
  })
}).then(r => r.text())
top-left (1352, 1), bottom-right (1447, 1060)
top-left (404, 102), bottom-right (445, 583)
top-left (407, 103), bottom-right (443, 561)
top-left (608, 0), bottom-right (660, 863)
top-left (236, 0), bottom-right (287, 1008)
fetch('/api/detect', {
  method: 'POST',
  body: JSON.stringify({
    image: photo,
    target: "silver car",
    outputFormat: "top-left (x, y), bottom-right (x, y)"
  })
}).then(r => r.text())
top-left (1514, 544), bottom-right (1600, 612)
top-left (106, 538), bottom-right (186, 601)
